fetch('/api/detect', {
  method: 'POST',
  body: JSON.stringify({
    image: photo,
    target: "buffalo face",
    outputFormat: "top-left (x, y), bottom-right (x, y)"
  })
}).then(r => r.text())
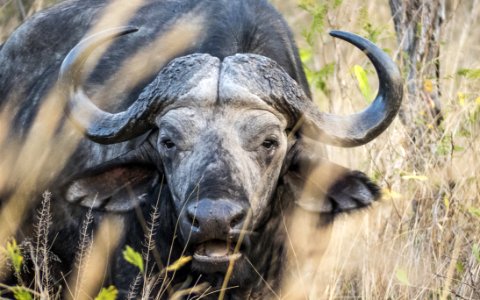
top-left (158, 106), bottom-right (288, 273)
top-left (57, 27), bottom-right (402, 287)
top-left (151, 55), bottom-right (290, 276)
top-left (146, 55), bottom-right (288, 277)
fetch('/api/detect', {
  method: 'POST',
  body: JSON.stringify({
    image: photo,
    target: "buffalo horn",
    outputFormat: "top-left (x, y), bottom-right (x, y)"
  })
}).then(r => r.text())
top-left (59, 26), bottom-right (156, 144)
top-left (300, 31), bottom-right (403, 147)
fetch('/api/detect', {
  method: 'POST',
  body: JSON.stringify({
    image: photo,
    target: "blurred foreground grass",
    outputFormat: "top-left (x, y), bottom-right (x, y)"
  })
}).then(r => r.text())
top-left (1, 0), bottom-right (479, 299)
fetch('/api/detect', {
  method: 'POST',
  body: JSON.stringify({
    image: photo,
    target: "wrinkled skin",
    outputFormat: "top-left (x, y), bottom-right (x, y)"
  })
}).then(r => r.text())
top-left (154, 56), bottom-right (289, 279)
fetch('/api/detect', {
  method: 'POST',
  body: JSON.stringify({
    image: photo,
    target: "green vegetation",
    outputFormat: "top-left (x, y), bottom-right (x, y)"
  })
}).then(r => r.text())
top-left (94, 286), bottom-right (118, 300)
top-left (122, 245), bottom-right (145, 274)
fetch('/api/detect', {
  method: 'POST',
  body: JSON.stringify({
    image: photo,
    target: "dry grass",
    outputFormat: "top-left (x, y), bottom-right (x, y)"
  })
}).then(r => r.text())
top-left (274, 0), bottom-right (480, 299)
top-left (1, 0), bottom-right (479, 299)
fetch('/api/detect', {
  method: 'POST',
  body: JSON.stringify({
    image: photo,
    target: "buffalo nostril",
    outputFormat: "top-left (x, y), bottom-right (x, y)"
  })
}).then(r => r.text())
top-left (185, 199), bottom-right (247, 232)
top-left (229, 211), bottom-right (245, 229)
top-left (187, 210), bottom-right (200, 229)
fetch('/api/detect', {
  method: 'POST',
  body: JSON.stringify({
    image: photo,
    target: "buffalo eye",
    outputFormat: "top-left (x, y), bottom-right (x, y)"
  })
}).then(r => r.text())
top-left (262, 138), bottom-right (278, 150)
top-left (161, 139), bottom-right (176, 149)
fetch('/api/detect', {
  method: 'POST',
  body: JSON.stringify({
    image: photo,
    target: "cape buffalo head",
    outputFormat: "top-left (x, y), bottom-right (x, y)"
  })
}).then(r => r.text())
top-left (58, 27), bottom-right (402, 284)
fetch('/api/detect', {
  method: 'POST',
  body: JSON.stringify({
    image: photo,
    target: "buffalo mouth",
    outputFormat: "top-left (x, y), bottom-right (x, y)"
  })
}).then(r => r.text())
top-left (193, 240), bottom-right (243, 266)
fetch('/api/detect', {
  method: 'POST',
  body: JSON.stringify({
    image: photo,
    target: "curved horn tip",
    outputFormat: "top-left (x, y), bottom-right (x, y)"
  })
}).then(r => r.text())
top-left (108, 26), bottom-right (139, 36)
top-left (328, 30), bottom-right (372, 48)
top-left (305, 30), bottom-right (403, 147)
top-left (76, 26), bottom-right (140, 48)
top-left (329, 30), bottom-right (345, 37)
top-left (329, 30), bottom-right (357, 39)
top-left (60, 26), bottom-right (140, 77)
top-left (85, 26), bottom-right (140, 42)
top-left (59, 25), bottom-right (148, 144)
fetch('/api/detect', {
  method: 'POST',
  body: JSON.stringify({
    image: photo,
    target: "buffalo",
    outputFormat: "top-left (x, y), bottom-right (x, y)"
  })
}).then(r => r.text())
top-left (0, 0), bottom-right (402, 298)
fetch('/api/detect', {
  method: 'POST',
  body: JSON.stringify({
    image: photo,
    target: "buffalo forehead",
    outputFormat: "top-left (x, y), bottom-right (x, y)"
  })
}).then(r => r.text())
top-left (159, 53), bottom-right (294, 118)
top-left (219, 54), bottom-right (298, 122)
top-left (157, 53), bottom-right (220, 108)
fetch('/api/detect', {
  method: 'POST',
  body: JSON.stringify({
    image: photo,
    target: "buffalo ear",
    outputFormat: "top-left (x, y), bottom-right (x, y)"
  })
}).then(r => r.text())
top-left (63, 164), bottom-right (159, 212)
top-left (324, 170), bottom-right (381, 213)
top-left (282, 142), bottom-right (380, 215)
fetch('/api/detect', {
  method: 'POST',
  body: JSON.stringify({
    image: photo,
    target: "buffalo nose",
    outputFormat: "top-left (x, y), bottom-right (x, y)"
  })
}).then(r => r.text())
top-left (184, 199), bottom-right (246, 235)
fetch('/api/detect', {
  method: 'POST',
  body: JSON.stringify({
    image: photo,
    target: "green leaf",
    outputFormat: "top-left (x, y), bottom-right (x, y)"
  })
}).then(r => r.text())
top-left (443, 196), bottom-right (450, 210)
top-left (13, 287), bottom-right (32, 300)
top-left (95, 286), bottom-right (118, 300)
top-left (299, 48), bottom-right (312, 64)
top-left (456, 261), bottom-right (465, 274)
top-left (316, 63), bottom-right (335, 92)
top-left (4, 239), bottom-right (23, 274)
top-left (395, 268), bottom-right (410, 285)
top-left (333, 0), bottom-right (343, 8)
top-left (353, 65), bottom-right (373, 102)
top-left (304, 63), bottom-right (335, 94)
top-left (362, 22), bottom-right (382, 43)
top-left (299, 2), bottom-right (328, 46)
top-left (298, 0), bottom-right (315, 11)
top-left (473, 244), bottom-right (480, 263)
top-left (468, 207), bottom-right (480, 218)
top-left (122, 246), bottom-right (144, 273)
top-left (458, 92), bottom-right (466, 106)
top-left (457, 68), bottom-right (480, 79)
top-left (436, 135), bottom-right (455, 156)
